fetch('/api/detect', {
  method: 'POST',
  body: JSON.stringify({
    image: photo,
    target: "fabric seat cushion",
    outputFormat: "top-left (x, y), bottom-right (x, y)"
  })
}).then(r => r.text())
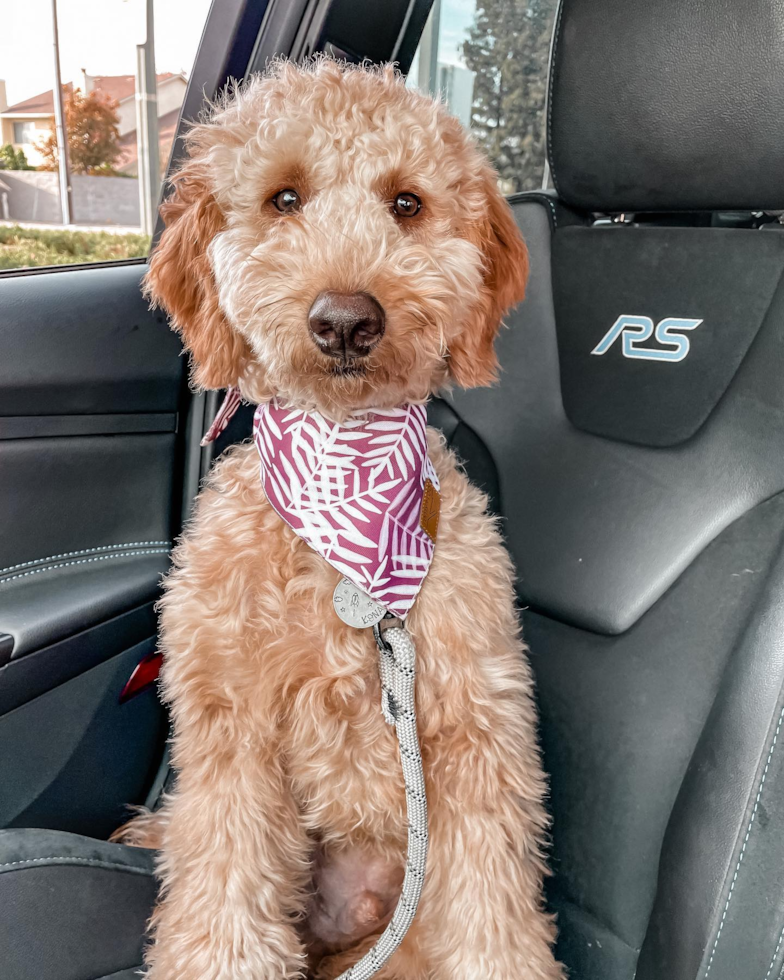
top-left (0, 828), bottom-right (156, 980)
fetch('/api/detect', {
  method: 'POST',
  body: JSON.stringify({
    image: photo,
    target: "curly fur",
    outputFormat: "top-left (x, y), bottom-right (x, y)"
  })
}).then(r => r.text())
top-left (118, 58), bottom-right (562, 980)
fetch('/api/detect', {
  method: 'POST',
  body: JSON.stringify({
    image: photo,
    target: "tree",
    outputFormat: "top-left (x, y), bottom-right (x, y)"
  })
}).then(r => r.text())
top-left (0, 144), bottom-right (33, 170)
top-left (463, 0), bottom-right (556, 192)
top-left (39, 89), bottom-right (122, 175)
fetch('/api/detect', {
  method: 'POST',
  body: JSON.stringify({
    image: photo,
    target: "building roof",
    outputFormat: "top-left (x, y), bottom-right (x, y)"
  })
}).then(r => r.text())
top-left (117, 107), bottom-right (181, 173)
top-left (3, 74), bottom-right (178, 116)
top-left (85, 72), bottom-right (176, 106)
top-left (4, 83), bottom-right (74, 115)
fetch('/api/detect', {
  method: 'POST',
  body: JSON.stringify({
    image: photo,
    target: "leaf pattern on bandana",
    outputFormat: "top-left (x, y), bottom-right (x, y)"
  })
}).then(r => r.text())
top-left (253, 401), bottom-right (438, 618)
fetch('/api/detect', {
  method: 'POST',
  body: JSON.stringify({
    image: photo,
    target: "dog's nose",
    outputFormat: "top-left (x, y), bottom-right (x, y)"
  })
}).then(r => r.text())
top-left (308, 291), bottom-right (385, 359)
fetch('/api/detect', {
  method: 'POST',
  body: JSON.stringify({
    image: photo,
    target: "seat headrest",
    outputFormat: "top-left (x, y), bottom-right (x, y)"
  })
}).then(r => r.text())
top-left (547, 0), bottom-right (784, 213)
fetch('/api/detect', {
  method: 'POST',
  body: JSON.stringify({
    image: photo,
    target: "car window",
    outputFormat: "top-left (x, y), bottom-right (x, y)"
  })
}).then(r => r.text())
top-left (408, 0), bottom-right (558, 193)
top-left (0, 0), bottom-right (212, 273)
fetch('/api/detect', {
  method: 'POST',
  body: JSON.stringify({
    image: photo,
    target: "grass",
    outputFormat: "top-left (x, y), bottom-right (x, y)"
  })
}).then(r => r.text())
top-left (0, 224), bottom-right (151, 271)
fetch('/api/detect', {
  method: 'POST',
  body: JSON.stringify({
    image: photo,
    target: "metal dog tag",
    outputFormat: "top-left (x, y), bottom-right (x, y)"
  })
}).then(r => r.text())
top-left (333, 578), bottom-right (386, 629)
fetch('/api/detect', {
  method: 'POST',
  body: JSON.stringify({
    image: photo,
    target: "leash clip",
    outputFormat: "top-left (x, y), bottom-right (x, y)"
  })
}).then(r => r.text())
top-left (373, 612), bottom-right (403, 652)
top-left (374, 613), bottom-right (407, 725)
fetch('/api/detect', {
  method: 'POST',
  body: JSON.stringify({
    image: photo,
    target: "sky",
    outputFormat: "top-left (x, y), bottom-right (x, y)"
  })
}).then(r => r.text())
top-left (0, 0), bottom-right (213, 107)
top-left (0, 0), bottom-right (478, 108)
top-left (435, 0), bottom-right (477, 67)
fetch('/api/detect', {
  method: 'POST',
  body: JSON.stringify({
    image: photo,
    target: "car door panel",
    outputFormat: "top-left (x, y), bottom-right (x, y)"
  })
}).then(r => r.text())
top-left (0, 556), bottom-right (168, 660)
top-left (0, 638), bottom-right (164, 838)
top-left (0, 263), bottom-right (182, 415)
top-left (0, 261), bottom-right (184, 833)
top-left (0, 0), bottom-right (432, 849)
top-left (0, 602), bottom-right (157, 713)
top-left (1, 436), bottom-right (174, 580)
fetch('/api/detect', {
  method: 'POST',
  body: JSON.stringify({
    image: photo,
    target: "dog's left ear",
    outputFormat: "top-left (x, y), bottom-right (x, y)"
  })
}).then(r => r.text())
top-left (448, 170), bottom-right (529, 388)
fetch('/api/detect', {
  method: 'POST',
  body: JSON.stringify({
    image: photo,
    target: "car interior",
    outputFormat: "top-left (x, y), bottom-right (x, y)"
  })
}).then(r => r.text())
top-left (3, 0), bottom-right (784, 978)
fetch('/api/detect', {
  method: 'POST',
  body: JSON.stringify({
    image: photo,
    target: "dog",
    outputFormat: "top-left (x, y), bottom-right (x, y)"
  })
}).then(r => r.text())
top-left (117, 58), bottom-right (564, 980)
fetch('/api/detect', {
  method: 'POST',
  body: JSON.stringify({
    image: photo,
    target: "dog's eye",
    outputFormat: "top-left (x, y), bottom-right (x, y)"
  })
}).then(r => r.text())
top-left (392, 193), bottom-right (421, 218)
top-left (272, 189), bottom-right (301, 213)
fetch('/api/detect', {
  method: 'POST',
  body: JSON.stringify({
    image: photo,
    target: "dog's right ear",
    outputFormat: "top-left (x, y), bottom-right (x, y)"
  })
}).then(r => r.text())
top-left (144, 162), bottom-right (250, 390)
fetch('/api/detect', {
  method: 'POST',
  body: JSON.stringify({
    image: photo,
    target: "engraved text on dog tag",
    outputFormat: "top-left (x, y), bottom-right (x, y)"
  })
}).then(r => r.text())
top-left (333, 578), bottom-right (386, 629)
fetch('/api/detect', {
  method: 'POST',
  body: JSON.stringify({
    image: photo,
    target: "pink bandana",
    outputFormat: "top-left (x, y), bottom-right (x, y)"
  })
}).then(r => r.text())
top-left (200, 387), bottom-right (242, 446)
top-left (253, 401), bottom-right (439, 619)
top-left (202, 389), bottom-right (440, 619)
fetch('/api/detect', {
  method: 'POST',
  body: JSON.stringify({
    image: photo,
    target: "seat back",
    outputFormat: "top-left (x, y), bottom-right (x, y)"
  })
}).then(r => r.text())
top-left (431, 2), bottom-right (784, 977)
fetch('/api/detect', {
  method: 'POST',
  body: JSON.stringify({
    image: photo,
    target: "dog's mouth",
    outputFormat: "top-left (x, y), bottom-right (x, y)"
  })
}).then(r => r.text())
top-left (327, 360), bottom-right (369, 378)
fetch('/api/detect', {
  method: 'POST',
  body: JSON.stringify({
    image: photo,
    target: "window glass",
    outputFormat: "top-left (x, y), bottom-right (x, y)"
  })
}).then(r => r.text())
top-left (13, 121), bottom-right (38, 145)
top-left (408, 0), bottom-right (558, 194)
top-left (0, 0), bottom-right (212, 272)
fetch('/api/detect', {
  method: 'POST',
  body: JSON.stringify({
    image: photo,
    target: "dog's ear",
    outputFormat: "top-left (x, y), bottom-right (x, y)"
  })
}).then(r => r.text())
top-left (144, 162), bottom-right (250, 390)
top-left (448, 170), bottom-right (529, 388)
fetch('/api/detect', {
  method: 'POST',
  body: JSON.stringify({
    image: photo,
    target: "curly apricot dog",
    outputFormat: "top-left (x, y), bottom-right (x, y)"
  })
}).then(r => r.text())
top-left (118, 59), bottom-right (563, 980)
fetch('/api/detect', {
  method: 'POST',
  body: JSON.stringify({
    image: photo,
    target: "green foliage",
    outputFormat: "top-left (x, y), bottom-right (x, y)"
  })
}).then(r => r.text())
top-left (463, 0), bottom-right (556, 192)
top-left (0, 144), bottom-right (33, 170)
top-left (0, 225), bottom-right (150, 271)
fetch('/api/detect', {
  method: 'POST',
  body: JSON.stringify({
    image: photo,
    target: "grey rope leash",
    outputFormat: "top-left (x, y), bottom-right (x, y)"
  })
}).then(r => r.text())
top-left (336, 620), bottom-right (428, 980)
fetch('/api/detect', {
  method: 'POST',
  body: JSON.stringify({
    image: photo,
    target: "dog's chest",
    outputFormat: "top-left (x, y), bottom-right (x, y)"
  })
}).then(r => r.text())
top-left (222, 433), bottom-right (514, 837)
top-left (278, 610), bottom-right (410, 841)
top-left (269, 561), bottom-right (458, 845)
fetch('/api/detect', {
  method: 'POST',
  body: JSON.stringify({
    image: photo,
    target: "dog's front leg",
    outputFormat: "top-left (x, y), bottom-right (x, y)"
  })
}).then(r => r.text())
top-left (416, 801), bottom-right (564, 980)
top-left (144, 722), bottom-right (309, 980)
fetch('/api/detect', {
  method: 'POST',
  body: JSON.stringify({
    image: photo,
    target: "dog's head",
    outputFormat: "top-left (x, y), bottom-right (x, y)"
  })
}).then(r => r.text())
top-left (146, 59), bottom-right (528, 418)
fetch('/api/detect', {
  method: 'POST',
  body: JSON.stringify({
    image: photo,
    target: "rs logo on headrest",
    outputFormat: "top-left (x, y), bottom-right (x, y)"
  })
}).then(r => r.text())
top-left (591, 316), bottom-right (703, 362)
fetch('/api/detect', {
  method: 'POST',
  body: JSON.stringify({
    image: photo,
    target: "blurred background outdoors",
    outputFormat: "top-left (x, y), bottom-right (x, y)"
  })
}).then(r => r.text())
top-left (0, 0), bottom-right (556, 272)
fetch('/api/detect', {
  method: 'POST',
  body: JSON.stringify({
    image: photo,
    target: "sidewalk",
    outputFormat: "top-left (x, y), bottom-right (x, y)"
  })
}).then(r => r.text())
top-left (0, 219), bottom-right (144, 235)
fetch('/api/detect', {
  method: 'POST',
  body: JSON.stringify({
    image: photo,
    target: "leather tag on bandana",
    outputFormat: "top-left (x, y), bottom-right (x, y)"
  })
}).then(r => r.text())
top-left (420, 478), bottom-right (441, 543)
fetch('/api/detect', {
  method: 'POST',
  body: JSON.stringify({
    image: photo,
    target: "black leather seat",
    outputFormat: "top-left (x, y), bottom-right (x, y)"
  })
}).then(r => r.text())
top-left (433, 1), bottom-right (784, 976)
top-left (5, 0), bottom-right (784, 977)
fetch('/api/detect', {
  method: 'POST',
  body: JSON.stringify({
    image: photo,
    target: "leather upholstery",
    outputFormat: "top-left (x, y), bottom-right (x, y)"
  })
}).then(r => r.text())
top-left (4, 197), bottom-right (783, 980)
top-left (0, 264), bottom-right (181, 633)
top-left (0, 553), bottom-right (169, 659)
top-left (547, 0), bottom-right (784, 212)
top-left (0, 262), bottom-right (178, 838)
top-left (552, 226), bottom-right (784, 446)
top-left (439, 196), bottom-right (784, 979)
top-left (8, 0), bottom-right (784, 964)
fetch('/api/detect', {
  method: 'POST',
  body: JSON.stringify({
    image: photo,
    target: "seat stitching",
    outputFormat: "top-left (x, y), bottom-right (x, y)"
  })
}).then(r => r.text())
top-left (90, 965), bottom-right (144, 980)
top-left (703, 702), bottom-right (784, 978)
top-left (546, 0), bottom-right (566, 195)
top-left (764, 922), bottom-right (784, 980)
top-left (0, 548), bottom-right (171, 585)
top-left (542, 196), bottom-right (558, 229)
top-left (550, 892), bottom-right (639, 953)
top-left (510, 192), bottom-right (558, 230)
top-left (0, 855), bottom-right (153, 875)
top-left (0, 541), bottom-right (171, 576)
top-left (95, 963), bottom-right (144, 980)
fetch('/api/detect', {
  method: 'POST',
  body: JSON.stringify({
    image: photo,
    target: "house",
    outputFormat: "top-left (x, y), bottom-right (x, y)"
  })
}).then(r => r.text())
top-left (0, 71), bottom-right (187, 170)
top-left (117, 106), bottom-right (181, 176)
top-left (0, 79), bottom-right (60, 168)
